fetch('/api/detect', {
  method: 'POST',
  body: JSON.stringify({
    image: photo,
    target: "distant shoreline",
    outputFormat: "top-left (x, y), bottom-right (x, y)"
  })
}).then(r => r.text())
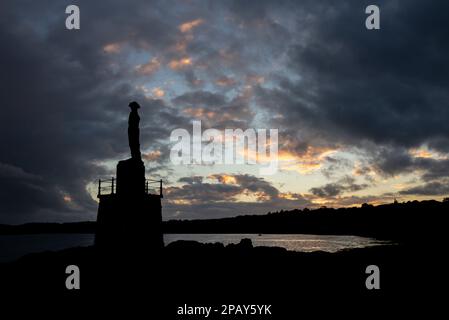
top-left (1, 200), bottom-right (447, 242)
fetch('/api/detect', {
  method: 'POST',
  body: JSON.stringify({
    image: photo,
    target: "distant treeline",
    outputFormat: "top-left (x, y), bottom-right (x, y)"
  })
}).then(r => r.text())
top-left (164, 200), bottom-right (448, 242)
top-left (1, 200), bottom-right (447, 241)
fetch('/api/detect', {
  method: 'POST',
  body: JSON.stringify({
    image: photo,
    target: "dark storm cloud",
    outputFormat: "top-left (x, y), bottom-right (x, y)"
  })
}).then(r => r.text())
top-left (368, 146), bottom-right (449, 181)
top-left (164, 173), bottom-right (310, 219)
top-left (309, 176), bottom-right (369, 197)
top-left (172, 91), bottom-right (227, 110)
top-left (400, 179), bottom-right (449, 196)
top-left (168, 174), bottom-right (279, 203)
top-left (1, 0), bottom-right (448, 223)
top-left (166, 182), bottom-right (242, 203)
top-left (320, 156), bottom-right (352, 179)
top-left (0, 0), bottom-right (196, 223)
top-left (252, 0), bottom-right (449, 193)
top-left (214, 174), bottom-right (280, 199)
top-left (0, 5), bottom-right (118, 222)
top-left (171, 90), bottom-right (255, 129)
top-left (258, 2), bottom-right (449, 145)
top-left (0, 163), bottom-right (69, 221)
top-left (178, 176), bottom-right (204, 185)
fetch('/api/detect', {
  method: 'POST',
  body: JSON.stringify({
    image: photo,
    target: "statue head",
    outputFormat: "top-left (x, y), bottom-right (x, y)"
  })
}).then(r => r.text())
top-left (128, 101), bottom-right (140, 110)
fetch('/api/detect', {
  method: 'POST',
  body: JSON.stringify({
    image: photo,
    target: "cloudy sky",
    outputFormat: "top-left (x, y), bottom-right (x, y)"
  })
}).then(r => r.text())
top-left (1, 0), bottom-right (448, 224)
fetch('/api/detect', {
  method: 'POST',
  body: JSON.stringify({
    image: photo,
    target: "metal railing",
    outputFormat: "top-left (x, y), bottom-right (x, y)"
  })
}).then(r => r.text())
top-left (145, 179), bottom-right (163, 197)
top-left (97, 178), bottom-right (163, 197)
top-left (98, 177), bottom-right (115, 196)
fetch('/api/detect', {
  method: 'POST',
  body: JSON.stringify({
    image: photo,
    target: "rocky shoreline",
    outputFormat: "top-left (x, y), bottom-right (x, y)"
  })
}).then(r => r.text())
top-left (0, 238), bottom-right (445, 316)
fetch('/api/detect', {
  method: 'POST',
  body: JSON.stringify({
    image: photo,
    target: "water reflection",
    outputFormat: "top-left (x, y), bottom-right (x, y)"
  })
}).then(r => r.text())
top-left (164, 234), bottom-right (390, 253)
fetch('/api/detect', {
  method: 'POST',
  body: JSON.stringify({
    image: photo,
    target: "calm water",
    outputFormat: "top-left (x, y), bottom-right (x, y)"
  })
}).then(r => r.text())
top-left (0, 233), bottom-right (389, 263)
top-left (164, 234), bottom-right (389, 253)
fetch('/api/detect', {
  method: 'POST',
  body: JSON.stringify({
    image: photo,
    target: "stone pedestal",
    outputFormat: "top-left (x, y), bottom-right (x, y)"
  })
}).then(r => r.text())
top-left (95, 193), bottom-right (163, 252)
top-left (116, 158), bottom-right (145, 196)
top-left (95, 157), bottom-right (163, 252)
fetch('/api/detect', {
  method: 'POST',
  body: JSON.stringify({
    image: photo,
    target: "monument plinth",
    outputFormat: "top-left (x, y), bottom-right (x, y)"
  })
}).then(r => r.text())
top-left (116, 158), bottom-right (145, 196)
top-left (95, 101), bottom-right (163, 252)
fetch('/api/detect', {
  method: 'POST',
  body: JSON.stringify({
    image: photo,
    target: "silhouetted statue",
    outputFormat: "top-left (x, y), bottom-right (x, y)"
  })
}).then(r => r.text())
top-left (128, 101), bottom-right (142, 160)
top-left (116, 101), bottom-right (145, 196)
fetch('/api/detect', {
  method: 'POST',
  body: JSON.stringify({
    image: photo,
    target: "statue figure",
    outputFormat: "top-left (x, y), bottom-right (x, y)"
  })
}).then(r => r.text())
top-left (128, 101), bottom-right (141, 160)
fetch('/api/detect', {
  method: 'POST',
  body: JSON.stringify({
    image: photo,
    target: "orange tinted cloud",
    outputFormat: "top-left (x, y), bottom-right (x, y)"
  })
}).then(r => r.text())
top-left (212, 174), bottom-right (237, 185)
top-left (168, 57), bottom-right (192, 70)
top-left (308, 194), bottom-right (396, 208)
top-left (183, 107), bottom-right (216, 119)
top-left (135, 58), bottom-right (161, 75)
top-left (152, 87), bottom-right (165, 98)
top-left (278, 147), bottom-right (338, 174)
top-left (170, 199), bottom-right (193, 205)
top-left (409, 146), bottom-right (448, 160)
top-left (103, 42), bottom-right (122, 54)
top-left (143, 150), bottom-right (162, 161)
top-left (278, 192), bottom-right (303, 200)
top-left (179, 19), bottom-right (204, 33)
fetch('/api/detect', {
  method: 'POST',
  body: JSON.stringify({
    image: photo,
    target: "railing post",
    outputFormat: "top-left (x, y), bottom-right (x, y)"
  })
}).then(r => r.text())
top-left (111, 177), bottom-right (115, 194)
top-left (160, 179), bottom-right (163, 198)
top-left (98, 179), bottom-right (101, 197)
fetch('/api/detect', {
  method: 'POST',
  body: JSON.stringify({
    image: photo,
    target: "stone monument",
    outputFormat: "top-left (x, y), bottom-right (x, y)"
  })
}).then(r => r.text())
top-left (95, 101), bottom-right (163, 252)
